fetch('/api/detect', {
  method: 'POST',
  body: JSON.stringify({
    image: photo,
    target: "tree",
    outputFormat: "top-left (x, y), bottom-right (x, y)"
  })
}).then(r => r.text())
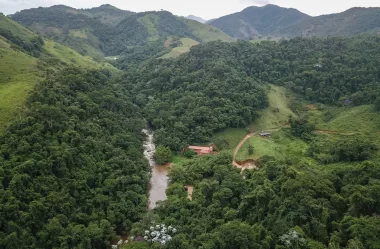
top-left (154, 145), bottom-right (172, 164)
top-left (183, 149), bottom-right (196, 158)
top-left (375, 97), bottom-right (380, 112)
top-left (248, 144), bottom-right (254, 155)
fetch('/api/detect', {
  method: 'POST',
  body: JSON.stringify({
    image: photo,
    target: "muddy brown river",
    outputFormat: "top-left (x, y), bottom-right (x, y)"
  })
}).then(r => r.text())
top-left (142, 129), bottom-right (169, 210)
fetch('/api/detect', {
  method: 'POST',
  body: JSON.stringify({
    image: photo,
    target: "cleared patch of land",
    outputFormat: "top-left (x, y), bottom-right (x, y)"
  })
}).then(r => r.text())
top-left (43, 40), bottom-right (116, 71)
top-left (160, 38), bottom-right (199, 59)
top-left (0, 47), bottom-right (40, 134)
top-left (249, 84), bottom-right (296, 131)
top-left (235, 130), bottom-right (309, 162)
top-left (183, 18), bottom-right (234, 42)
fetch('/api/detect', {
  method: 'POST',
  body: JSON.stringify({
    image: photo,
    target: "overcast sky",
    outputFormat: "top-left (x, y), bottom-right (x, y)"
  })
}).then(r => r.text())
top-left (1, 0), bottom-right (380, 19)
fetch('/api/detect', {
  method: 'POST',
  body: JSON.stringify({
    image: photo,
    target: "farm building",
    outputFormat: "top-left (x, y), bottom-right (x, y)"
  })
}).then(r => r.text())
top-left (259, 132), bottom-right (271, 137)
top-left (188, 146), bottom-right (213, 155)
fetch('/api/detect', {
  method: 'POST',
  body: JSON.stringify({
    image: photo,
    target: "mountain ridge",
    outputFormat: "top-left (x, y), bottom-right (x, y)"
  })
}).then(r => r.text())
top-left (208, 4), bottom-right (380, 39)
top-left (186, 15), bottom-right (207, 23)
top-left (11, 5), bottom-right (233, 58)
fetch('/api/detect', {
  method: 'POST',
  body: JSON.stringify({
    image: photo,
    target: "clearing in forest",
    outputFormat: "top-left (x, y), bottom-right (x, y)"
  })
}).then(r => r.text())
top-left (249, 85), bottom-right (296, 131)
top-left (160, 38), bottom-right (199, 59)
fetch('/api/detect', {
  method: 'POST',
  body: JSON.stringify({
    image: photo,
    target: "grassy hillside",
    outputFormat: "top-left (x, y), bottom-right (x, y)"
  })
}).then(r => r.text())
top-left (43, 40), bottom-right (116, 71)
top-left (0, 15), bottom-right (118, 134)
top-left (183, 18), bottom-right (234, 42)
top-left (160, 37), bottom-right (199, 58)
top-left (0, 47), bottom-right (40, 133)
top-left (249, 85), bottom-right (296, 131)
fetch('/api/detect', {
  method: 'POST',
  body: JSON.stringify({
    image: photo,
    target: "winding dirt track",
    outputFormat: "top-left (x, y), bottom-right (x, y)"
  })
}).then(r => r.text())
top-left (232, 132), bottom-right (257, 170)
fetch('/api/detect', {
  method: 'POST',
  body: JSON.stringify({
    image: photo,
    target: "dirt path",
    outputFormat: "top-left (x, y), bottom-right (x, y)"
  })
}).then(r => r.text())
top-left (232, 132), bottom-right (257, 170)
top-left (186, 185), bottom-right (193, 200)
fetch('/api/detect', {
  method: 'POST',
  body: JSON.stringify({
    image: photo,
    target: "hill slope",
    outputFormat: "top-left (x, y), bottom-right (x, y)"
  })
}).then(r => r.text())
top-left (277, 7), bottom-right (380, 37)
top-left (210, 4), bottom-right (380, 39)
top-left (186, 15), bottom-right (207, 23)
top-left (0, 14), bottom-right (116, 133)
top-left (209, 4), bottom-right (310, 39)
top-left (11, 5), bottom-right (233, 58)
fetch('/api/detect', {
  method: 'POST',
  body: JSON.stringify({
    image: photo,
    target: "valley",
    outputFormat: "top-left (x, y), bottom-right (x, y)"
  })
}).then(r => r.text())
top-left (1, 2), bottom-right (380, 249)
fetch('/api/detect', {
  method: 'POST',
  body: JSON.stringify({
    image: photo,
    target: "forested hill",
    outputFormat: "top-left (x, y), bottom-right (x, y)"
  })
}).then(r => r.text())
top-left (0, 68), bottom-right (150, 248)
top-left (209, 4), bottom-right (380, 39)
top-left (10, 5), bottom-right (233, 58)
top-left (121, 36), bottom-right (380, 150)
top-left (277, 7), bottom-right (380, 37)
top-left (0, 14), bottom-right (116, 133)
top-left (208, 4), bottom-right (310, 39)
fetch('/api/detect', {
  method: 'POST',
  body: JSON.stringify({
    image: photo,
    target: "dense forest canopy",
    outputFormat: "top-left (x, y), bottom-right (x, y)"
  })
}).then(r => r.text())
top-left (2, 5), bottom-right (380, 247)
top-left (119, 36), bottom-right (380, 150)
top-left (0, 68), bottom-right (149, 249)
top-left (146, 153), bottom-right (380, 249)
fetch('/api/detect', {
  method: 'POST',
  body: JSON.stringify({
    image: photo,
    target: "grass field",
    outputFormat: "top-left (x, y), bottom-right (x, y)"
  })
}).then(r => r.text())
top-left (249, 85), bottom-right (296, 131)
top-left (235, 130), bottom-right (309, 162)
top-left (138, 14), bottom-right (160, 42)
top-left (183, 18), bottom-right (234, 42)
top-left (312, 105), bottom-right (380, 134)
top-left (0, 47), bottom-right (40, 133)
top-left (160, 38), bottom-right (199, 59)
top-left (212, 128), bottom-right (248, 154)
top-left (43, 40), bottom-right (117, 71)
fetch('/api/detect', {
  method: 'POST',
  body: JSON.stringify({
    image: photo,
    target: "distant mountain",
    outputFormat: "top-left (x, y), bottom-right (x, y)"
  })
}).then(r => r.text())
top-left (277, 7), bottom-right (380, 37)
top-left (186, 15), bottom-right (207, 23)
top-left (11, 5), bottom-right (233, 58)
top-left (210, 4), bottom-right (380, 39)
top-left (209, 4), bottom-right (310, 39)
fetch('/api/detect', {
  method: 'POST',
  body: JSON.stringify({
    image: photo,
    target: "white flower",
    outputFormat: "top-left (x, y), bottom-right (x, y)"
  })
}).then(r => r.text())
top-left (111, 245), bottom-right (117, 249)
top-left (156, 225), bottom-right (160, 229)
top-left (145, 230), bottom-right (150, 235)
top-left (117, 240), bottom-right (123, 245)
top-left (124, 240), bottom-right (128, 244)
top-left (150, 226), bottom-right (155, 231)
top-left (144, 236), bottom-right (148, 240)
top-left (172, 228), bottom-right (177, 233)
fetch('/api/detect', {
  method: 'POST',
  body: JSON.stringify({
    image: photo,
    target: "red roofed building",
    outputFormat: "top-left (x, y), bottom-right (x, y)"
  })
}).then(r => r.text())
top-left (188, 146), bottom-right (213, 155)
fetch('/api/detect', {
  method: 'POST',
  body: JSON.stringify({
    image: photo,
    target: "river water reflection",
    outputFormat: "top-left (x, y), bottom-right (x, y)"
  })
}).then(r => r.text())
top-left (142, 129), bottom-right (169, 209)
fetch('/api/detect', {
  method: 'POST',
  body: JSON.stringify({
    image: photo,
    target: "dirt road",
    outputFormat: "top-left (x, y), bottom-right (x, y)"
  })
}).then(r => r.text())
top-left (232, 132), bottom-right (257, 170)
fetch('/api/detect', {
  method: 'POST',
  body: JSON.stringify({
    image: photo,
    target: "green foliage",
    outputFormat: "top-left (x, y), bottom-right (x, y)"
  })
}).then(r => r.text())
top-left (183, 149), bottom-right (196, 158)
top-left (289, 118), bottom-right (314, 139)
top-left (154, 154), bottom-right (380, 249)
top-left (0, 68), bottom-right (149, 249)
top-left (375, 98), bottom-right (380, 112)
top-left (307, 137), bottom-right (377, 164)
top-left (248, 144), bottom-right (254, 155)
top-left (154, 145), bottom-right (172, 164)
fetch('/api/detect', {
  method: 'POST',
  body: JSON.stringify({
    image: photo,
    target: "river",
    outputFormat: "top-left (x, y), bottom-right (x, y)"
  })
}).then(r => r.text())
top-left (142, 129), bottom-right (169, 210)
